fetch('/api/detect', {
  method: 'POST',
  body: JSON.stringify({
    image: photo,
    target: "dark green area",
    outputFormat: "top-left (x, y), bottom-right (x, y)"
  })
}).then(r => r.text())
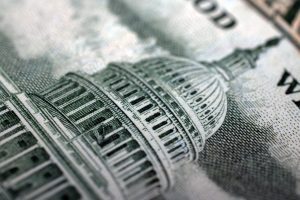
top-left (199, 95), bottom-right (299, 200)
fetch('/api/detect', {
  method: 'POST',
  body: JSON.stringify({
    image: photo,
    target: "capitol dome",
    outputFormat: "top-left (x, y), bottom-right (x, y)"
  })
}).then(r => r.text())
top-left (18, 38), bottom-right (278, 200)
top-left (94, 56), bottom-right (229, 157)
top-left (129, 57), bottom-right (228, 142)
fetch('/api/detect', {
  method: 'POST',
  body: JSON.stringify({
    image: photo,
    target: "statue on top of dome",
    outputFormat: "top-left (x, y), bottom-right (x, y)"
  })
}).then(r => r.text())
top-left (209, 37), bottom-right (282, 82)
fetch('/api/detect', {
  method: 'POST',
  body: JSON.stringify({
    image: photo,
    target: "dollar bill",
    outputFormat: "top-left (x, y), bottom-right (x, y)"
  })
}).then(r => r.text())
top-left (0, 0), bottom-right (299, 200)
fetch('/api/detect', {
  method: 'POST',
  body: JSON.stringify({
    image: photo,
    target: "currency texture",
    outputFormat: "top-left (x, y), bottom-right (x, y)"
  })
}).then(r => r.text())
top-left (0, 0), bottom-right (299, 200)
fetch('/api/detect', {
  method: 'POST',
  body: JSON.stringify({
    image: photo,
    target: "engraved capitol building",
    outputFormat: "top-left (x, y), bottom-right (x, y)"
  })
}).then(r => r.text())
top-left (0, 39), bottom-right (279, 200)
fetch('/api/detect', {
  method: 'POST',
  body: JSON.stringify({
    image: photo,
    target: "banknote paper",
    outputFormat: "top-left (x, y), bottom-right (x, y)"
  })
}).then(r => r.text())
top-left (0, 0), bottom-right (299, 200)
